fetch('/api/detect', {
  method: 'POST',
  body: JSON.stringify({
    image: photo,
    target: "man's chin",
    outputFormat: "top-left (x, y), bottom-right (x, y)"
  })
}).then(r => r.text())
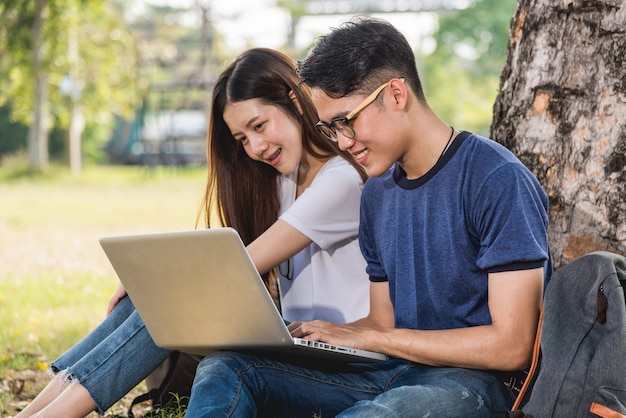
top-left (364, 165), bottom-right (389, 178)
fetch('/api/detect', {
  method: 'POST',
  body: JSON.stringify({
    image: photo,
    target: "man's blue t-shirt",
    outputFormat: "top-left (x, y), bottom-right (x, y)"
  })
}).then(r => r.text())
top-left (359, 131), bottom-right (551, 331)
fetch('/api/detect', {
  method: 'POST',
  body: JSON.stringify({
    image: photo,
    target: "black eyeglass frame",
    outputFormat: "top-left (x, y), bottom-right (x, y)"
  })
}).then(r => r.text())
top-left (278, 258), bottom-right (293, 281)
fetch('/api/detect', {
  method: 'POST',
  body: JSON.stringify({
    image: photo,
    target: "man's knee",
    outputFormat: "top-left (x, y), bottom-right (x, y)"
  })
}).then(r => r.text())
top-left (342, 384), bottom-right (492, 418)
top-left (195, 351), bottom-right (251, 381)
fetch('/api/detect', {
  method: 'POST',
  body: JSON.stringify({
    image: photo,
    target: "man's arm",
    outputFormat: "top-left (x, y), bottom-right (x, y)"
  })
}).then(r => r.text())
top-left (291, 268), bottom-right (543, 371)
top-left (351, 280), bottom-right (395, 328)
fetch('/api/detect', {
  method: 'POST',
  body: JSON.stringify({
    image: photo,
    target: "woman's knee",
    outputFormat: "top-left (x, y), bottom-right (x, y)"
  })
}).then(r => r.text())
top-left (111, 295), bottom-right (135, 317)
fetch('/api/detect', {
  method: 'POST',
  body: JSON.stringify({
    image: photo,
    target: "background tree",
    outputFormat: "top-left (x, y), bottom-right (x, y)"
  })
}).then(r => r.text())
top-left (0, 0), bottom-right (50, 170)
top-left (125, 2), bottom-right (222, 111)
top-left (423, 0), bottom-right (517, 135)
top-left (491, 0), bottom-right (626, 268)
top-left (0, 0), bottom-right (138, 173)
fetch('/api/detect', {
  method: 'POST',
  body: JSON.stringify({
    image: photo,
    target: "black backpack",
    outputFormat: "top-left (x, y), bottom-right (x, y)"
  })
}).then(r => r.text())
top-left (498, 251), bottom-right (626, 418)
top-left (128, 351), bottom-right (199, 418)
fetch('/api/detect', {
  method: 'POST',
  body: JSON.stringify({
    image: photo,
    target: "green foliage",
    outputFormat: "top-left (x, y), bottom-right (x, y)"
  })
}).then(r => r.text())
top-left (422, 0), bottom-right (517, 135)
top-left (435, 0), bottom-right (516, 77)
top-left (0, 0), bottom-right (518, 165)
top-left (0, 0), bottom-right (139, 124)
top-left (0, 105), bottom-right (28, 156)
top-left (0, 0), bottom-right (140, 165)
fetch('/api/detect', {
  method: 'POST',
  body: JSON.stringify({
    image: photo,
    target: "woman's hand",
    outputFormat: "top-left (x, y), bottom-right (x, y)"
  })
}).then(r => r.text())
top-left (107, 282), bottom-right (127, 315)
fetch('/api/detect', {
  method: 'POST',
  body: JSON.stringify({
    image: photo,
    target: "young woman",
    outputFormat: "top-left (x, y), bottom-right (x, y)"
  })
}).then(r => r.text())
top-left (16, 48), bottom-right (369, 418)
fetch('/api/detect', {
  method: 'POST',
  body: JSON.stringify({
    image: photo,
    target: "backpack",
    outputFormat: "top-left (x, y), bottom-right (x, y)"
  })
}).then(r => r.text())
top-left (128, 351), bottom-right (199, 418)
top-left (500, 251), bottom-right (626, 418)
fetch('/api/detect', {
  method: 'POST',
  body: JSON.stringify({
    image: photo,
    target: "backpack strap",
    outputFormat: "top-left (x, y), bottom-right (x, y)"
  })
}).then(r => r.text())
top-left (128, 351), bottom-right (186, 418)
top-left (154, 351), bottom-right (183, 403)
top-left (511, 305), bottom-right (544, 410)
top-left (128, 389), bottom-right (161, 418)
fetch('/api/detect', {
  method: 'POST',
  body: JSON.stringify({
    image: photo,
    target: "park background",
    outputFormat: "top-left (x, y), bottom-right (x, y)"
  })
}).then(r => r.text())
top-left (2, 0), bottom-right (625, 416)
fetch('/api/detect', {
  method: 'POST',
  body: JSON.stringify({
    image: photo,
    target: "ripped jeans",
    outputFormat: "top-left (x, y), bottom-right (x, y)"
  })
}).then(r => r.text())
top-left (186, 351), bottom-right (513, 418)
top-left (50, 296), bottom-right (170, 415)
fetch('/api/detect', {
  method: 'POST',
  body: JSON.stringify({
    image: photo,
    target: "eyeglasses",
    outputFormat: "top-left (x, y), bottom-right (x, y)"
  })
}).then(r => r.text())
top-left (279, 258), bottom-right (293, 281)
top-left (315, 79), bottom-right (402, 142)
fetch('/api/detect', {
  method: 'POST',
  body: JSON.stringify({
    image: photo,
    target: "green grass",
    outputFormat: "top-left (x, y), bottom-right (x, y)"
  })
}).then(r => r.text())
top-left (0, 162), bottom-right (207, 416)
top-left (0, 272), bottom-right (115, 364)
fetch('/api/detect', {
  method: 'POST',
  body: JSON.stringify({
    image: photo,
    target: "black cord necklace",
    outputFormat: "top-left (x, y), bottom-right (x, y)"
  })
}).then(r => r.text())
top-left (436, 126), bottom-right (455, 164)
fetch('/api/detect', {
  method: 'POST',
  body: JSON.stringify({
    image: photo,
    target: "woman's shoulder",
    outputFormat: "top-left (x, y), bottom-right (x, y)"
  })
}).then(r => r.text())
top-left (322, 155), bottom-right (353, 171)
top-left (317, 156), bottom-right (363, 182)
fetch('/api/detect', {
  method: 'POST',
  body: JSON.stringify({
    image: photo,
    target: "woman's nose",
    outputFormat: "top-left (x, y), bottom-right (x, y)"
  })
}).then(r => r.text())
top-left (248, 134), bottom-right (269, 155)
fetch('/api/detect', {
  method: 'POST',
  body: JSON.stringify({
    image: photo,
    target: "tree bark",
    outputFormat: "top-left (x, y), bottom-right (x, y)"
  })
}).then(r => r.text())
top-left (28, 0), bottom-right (49, 171)
top-left (491, 0), bottom-right (626, 268)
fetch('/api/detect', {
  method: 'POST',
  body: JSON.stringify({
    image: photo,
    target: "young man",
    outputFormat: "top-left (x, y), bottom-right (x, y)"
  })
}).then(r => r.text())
top-left (186, 17), bottom-right (551, 417)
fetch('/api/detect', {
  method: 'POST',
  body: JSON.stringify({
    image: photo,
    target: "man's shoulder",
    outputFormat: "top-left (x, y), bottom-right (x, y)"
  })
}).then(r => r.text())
top-left (461, 133), bottom-right (525, 166)
top-left (456, 133), bottom-right (537, 185)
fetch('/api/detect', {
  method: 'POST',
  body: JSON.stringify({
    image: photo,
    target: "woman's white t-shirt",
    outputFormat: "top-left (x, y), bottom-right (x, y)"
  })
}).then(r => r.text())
top-left (278, 156), bottom-right (369, 324)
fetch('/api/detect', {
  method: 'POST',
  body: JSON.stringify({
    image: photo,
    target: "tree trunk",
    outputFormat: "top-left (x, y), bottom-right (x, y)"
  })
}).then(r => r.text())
top-left (491, 0), bottom-right (626, 269)
top-left (68, 103), bottom-right (84, 178)
top-left (67, 14), bottom-right (83, 178)
top-left (28, 0), bottom-right (49, 171)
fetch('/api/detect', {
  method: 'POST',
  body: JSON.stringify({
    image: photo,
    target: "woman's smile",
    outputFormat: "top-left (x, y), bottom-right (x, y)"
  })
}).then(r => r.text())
top-left (267, 148), bottom-right (282, 165)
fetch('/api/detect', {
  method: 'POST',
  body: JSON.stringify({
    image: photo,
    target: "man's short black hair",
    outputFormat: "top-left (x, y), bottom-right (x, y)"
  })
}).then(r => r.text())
top-left (297, 16), bottom-right (426, 102)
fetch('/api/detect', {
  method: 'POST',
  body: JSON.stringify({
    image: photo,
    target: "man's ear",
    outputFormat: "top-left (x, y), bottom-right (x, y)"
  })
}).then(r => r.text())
top-left (289, 90), bottom-right (304, 114)
top-left (389, 78), bottom-right (408, 109)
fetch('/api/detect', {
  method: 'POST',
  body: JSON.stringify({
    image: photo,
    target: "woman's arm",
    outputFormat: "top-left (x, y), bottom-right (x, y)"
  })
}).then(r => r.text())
top-left (248, 158), bottom-right (363, 276)
top-left (106, 282), bottom-right (128, 315)
top-left (246, 219), bottom-right (312, 275)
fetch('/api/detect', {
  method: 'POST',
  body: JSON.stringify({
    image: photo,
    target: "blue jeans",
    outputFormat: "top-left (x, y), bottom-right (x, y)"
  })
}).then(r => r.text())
top-left (186, 351), bottom-right (513, 417)
top-left (50, 296), bottom-right (171, 414)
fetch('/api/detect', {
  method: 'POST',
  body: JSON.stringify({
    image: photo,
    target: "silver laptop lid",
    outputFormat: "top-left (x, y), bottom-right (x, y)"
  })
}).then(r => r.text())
top-left (100, 228), bottom-right (292, 355)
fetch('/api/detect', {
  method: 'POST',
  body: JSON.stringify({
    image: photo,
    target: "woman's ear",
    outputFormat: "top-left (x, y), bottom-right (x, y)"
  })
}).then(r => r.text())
top-left (289, 90), bottom-right (304, 115)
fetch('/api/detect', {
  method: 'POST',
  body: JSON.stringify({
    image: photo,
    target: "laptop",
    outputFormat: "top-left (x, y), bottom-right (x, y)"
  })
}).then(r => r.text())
top-left (99, 228), bottom-right (387, 363)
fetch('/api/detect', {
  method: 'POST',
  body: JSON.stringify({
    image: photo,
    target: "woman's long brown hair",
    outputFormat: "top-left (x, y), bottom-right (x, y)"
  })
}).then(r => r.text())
top-left (200, 48), bottom-right (366, 250)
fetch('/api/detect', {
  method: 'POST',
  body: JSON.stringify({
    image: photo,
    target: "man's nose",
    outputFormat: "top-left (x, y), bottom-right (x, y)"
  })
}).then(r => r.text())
top-left (337, 134), bottom-right (356, 151)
